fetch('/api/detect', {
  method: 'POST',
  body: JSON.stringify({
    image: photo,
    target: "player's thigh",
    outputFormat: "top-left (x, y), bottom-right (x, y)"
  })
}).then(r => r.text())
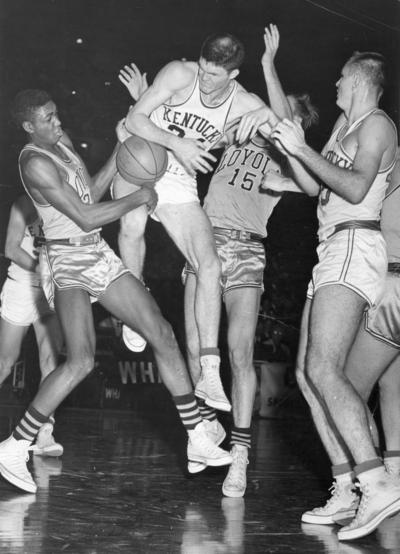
top-left (113, 176), bottom-right (148, 236)
top-left (307, 285), bottom-right (367, 372)
top-left (157, 203), bottom-right (218, 269)
top-left (99, 273), bottom-right (168, 341)
top-left (54, 287), bottom-right (96, 359)
top-left (0, 318), bottom-right (27, 365)
top-left (345, 324), bottom-right (398, 401)
top-left (379, 354), bottom-right (400, 395)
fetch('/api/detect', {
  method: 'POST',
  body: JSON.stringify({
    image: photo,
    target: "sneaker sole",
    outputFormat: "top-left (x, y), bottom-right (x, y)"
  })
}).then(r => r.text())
top-left (30, 445), bottom-right (64, 457)
top-left (301, 512), bottom-right (340, 525)
top-left (188, 461), bottom-right (207, 474)
top-left (204, 397), bottom-right (232, 412)
top-left (188, 454), bottom-right (232, 467)
top-left (0, 462), bottom-right (37, 494)
top-left (187, 427), bottom-right (227, 474)
top-left (338, 498), bottom-right (400, 541)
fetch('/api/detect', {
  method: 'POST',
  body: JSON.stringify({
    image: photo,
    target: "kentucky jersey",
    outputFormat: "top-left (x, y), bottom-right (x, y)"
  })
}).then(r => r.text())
top-left (318, 109), bottom-right (397, 242)
top-left (7, 218), bottom-right (44, 286)
top-left (381, 156), bottom-right (400, 262)
top-left (204, 136), bottom-right (283, 237)
top-left (19, 142), bottom-right (100, 240)
top-left (150, 72), bottom-right (237, 182)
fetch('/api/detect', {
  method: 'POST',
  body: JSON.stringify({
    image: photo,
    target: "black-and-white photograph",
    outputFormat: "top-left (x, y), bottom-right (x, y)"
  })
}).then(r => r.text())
top-left (0, 1), bottom-right (399, 552)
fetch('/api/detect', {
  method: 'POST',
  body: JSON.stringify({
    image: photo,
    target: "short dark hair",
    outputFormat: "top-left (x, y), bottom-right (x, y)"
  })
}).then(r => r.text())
top-left (11, 89), bottom-right (53, 127)
top-left (290, 93), bottom-right (319, 130)
top-left (346, 51), bottom-right (386, 92)
top-left (200, 33), bottom-right (245, 72)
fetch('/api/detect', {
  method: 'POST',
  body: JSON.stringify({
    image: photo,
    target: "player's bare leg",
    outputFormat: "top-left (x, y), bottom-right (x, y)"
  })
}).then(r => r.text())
top-left (222, 287), bottom-right (260, 497)
top-left (297, 298), bottom-right (358, 525)
top-left (157, 202), bottom-right (230, 412)
top-left (184, 271), bottom-right (226, 474)
top-left (30, 314), bottom-right (64, 457)
top-left (112, 176), bottom-right (148, 352)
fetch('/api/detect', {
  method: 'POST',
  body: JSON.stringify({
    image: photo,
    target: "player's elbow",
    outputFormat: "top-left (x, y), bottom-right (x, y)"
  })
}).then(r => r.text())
top-left (125, 112), bottom-right (144, 135)
top-left (80, 219), bottom-right (98, 233)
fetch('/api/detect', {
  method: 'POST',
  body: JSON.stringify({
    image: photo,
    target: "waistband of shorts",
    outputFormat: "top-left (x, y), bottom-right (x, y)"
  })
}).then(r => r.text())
top-left (213, 227), bottom-right (264, 243)
top-left (388, 262), bottom-right (400, 274)
top-left (326, 220), bottom-right (380, 240)
top-left (43, 232), bottom-right (102, 246)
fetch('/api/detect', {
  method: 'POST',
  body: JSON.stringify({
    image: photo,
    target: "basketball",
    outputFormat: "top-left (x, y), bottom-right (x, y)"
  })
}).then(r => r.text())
top-left (116, 135), bottom-right (168, 186)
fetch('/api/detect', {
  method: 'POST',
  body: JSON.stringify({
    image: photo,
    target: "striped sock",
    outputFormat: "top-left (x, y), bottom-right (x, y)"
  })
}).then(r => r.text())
top-left (231, 426), bottom-right (251, 449)
top-left (198, 398), bottom-right (217, 423)
top-left (13, 405), bottom-right (49, 442)
top-left (173, 393), bottom-right (202, 431)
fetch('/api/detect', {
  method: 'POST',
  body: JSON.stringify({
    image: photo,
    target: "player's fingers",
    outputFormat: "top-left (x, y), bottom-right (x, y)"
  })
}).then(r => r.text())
top-left (200, 150), bottom-right (217, 163)
top-left (129, 62), bottom-right (140, 74)
top-left (195, 157), bottom-right (214, 173)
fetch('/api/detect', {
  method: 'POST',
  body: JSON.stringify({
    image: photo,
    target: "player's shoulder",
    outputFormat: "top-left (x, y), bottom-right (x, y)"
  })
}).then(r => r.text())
top-left (157, 60), bottom-right (197, 88)
top-left (231, 86), bottom-right (265, 116)
top-left (362, 109), bottom-right (396, 131)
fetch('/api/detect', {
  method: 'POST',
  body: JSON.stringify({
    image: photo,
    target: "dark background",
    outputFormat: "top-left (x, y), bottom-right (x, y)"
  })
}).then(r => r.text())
top-left (0, 0), bottom-right (399, 342)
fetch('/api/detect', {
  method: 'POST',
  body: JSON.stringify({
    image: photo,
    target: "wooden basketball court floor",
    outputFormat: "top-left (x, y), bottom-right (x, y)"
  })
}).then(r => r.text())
top-left (0, 397), bottom-right (399, 554)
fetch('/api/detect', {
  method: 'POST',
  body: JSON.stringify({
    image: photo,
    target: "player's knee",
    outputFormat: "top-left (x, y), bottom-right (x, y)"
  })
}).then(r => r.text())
top-left (67, 351), bottom-right (96, 382)
top-left (229, 342), bottom-right (253, 373)
top-left (119, 210), bottom-right (147, 241)
top-left (196, 252), bottom-right (221, 282)
top-left (147, 317), bottom-right (177, 351)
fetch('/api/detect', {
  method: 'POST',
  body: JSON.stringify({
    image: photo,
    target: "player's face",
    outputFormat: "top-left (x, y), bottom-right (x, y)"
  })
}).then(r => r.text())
top-left (335, 64), bottom-right (355, 110)
top-left (198, 58), bottom-right (233, 95)
top-left (29, 101), bottom-right (63, 145)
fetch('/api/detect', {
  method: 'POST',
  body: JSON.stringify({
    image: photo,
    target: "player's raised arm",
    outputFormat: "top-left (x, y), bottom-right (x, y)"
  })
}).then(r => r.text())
top-left (262, 24), bottom-right (292, 120)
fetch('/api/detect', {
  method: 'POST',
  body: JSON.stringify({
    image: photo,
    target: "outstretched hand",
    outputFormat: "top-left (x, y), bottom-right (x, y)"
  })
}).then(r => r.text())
top-left (271, 118), bottom-right (306, 156)
top-left (236, 107), bottom-right (274, 144)
top-left (261, 24), bottom-right (280, 69)
top-left (119, 63), bottom-right (148, 101)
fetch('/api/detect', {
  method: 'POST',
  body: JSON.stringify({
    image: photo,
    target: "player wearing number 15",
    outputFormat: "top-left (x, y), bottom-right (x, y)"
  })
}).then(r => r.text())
top-left (118, 34), bottom-right (277, 414)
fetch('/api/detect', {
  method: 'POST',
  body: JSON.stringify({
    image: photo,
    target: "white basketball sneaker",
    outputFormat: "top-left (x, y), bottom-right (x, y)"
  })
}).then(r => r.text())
top-left (122, 324), bottom-right (147, 352)
top-left (187, 421), bottom-right (232, 468)
top-left (222, 445), bottom-right (249, 498)
top-left (338, 469), bottom-right (400, 541)
top-left (188, 419), bottom-right (226, 474)
top-left (301, 480), bottom-right (359, 525)
top-left (0, 435), bottom-right (37, 493)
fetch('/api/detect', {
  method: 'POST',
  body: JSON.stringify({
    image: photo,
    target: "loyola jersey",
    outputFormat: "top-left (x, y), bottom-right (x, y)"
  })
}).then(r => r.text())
top-left (19, 142), bottom-right (100, 240)
top-left (150, 72), bottom-right (237, 181)
top-left (204, 137), bottom-right (283, 237)
top-left (381, 158), bottom-right (400, 262)
top-left (318, 109), bottom-right (397, 242)
top-left (7, 218), bottom-right (44, 286)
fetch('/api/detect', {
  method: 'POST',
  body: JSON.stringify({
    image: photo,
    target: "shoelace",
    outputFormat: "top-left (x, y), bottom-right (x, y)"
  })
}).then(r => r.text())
top-left (226, 451), bottom-right (248, 485)
top-left (348, 482), bottom-right (368, 527)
